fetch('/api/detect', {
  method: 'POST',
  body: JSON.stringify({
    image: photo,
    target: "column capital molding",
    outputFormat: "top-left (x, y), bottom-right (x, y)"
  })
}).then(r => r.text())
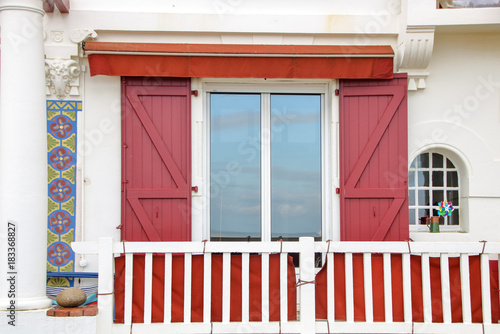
top-left (44, 30), bottom-right (96, 98)
top-left (45, 58), bottom-right (81, 99)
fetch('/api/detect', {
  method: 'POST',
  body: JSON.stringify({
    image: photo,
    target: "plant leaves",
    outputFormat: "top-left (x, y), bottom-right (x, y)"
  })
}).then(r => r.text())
top-left (48, 198), bottom-right (59, 215)
top-left (62, 134), bottom-right (76, 153)
top-left (47, 108), bottom-right (60, 120)
top-left (62, 166), bottom-right (75, 184)
top-left (61, 197), bottom-right (75, 216)
top-left (47, 230), bottom-right (59, 246)
top-left (47, 134), bottom-right (60, 152)
top-left (62, 110), bottom-right (76, 122)
top-left (60, 261), bottom-right (74, 273)
top-left (46, 263), bottom-right (58, 273)
top-left (48, 165), bottom-right (60, 183)
top-left (61, 230), bottom-right (74, 245)
top-left (47, 276), bottom-right (70, 287)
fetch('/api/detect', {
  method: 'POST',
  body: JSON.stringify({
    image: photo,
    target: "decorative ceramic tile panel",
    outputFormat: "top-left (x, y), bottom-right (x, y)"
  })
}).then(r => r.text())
top-left (46, 100), bottom-right (80, 287)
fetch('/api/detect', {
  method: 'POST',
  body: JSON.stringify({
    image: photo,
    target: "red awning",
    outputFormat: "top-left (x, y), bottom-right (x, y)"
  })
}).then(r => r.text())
top-left (85, 42), bottom-right (394, 79)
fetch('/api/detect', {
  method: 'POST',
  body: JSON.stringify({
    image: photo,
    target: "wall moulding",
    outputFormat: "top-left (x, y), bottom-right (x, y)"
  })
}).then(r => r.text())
top-left (398, 26), bottom-right (435, 91)
top-left (45, 29), bottom-right (97, 59)
top-left (70, 29), bottom-right (98, 44)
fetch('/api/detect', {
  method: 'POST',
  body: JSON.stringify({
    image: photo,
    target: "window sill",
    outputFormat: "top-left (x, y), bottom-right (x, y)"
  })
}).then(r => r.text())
top-left (409, 230), bottom-right (473, 242)
top-left (410, 226), bottom-right (463, 233)
top-left (46, 304), bottom-right (97, 317)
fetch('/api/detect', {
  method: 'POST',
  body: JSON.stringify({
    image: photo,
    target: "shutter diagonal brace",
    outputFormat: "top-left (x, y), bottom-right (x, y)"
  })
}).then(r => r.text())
top-left (372, 198), bottom-right (406, 241)
top-left (126, 88), bottom-right (187, 189)
top-left (343, 86), bottom-right (405, 189)
top-left (127, 197), bottom-right (161, 241)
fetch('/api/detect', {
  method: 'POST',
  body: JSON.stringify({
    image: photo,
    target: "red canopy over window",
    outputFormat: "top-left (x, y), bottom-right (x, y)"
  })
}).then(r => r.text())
top-left (85, 42), bottom-right (394, 79)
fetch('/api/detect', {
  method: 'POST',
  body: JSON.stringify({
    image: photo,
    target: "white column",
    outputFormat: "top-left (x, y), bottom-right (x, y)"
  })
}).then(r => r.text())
top-left (0, 0), bottom-right (52, 310)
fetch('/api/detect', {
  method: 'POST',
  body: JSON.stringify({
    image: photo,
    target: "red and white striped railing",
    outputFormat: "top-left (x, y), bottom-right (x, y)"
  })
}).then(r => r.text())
top-left (72, 237), bottom-right (500, 334)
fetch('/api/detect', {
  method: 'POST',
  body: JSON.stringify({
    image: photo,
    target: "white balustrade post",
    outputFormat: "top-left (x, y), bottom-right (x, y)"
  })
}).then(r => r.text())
top-left (0, 0), bottom-right (52, 311)
top-left (97, 237), bottom-right (114, 334)
top-left (299, 237), bottom-right (315, 334)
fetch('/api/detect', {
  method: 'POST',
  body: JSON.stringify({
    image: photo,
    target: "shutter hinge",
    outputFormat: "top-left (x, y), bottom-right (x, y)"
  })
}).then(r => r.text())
top-left (336, 187), bottom-right (341, 194)
top-left (121, 180), bottom-right (128, 192)
top-left (191, 90), bottom-right (198, 97)
top-left (192, 186), bottom-right (198, 193)
top-left (335, 89), bottom-right (340, 96)
top-left (116, 224), bottom-right (123, 230)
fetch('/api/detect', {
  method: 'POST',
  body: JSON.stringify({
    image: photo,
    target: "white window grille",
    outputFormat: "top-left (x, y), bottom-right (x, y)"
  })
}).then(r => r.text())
top-left (409, 151), bottom-right (460, 230)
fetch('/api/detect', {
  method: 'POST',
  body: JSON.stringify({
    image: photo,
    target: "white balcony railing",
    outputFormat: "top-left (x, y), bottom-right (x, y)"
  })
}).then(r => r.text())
top-left (72, 238), bottom-right (500, 334)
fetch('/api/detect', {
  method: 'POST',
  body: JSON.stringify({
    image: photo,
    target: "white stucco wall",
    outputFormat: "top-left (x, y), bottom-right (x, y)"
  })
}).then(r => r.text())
top-left (78, 68), bottom-right (121, 272)
top-left (70, 0), bottom-right (400, 15)
top-left (0, 309), bottom-right (96, 334)
top-left (408, 31), bottom-right (500, 242)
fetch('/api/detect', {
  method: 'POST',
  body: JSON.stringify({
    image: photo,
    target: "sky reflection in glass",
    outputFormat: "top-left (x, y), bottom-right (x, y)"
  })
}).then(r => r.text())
top-left (210, 94), bottom-right (261, 240)
top-left (210, 93), bottom-right (321, 241)
top-left (271, 95), bottom-right (321, 240)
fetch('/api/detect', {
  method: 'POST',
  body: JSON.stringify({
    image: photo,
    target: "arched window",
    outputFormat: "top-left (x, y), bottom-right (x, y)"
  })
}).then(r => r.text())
top-left (409, 151), bottom-right (460, 228)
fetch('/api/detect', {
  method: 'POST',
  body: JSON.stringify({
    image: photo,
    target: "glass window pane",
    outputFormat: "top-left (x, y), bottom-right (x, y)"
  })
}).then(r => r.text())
top-left (410, 159), bottom-right (416, 168)
top-left (418, 208), bottom-right (430, 222)
top-left (442, 1), bottom-right (500, 9)
top-left (408, 171), bottom-right (415, 187)
top-left (417, 153), bottom-right (429, 168)
top-left (210, 93), bottom-right (261, 241)
top-left (433, 190), bottom-right (444, 205)
top-left (432, 153), bottom-right (443, 168)
top-left (409, 152), bottom-right (461, 229)
top-left (271, 94), bottom-right (321, 240)
top-left (418, 171), bottom-right (429, 186)
top-left (447, 171), bottom-right (458, 187)
top-left (451, 211), bottom-right (459, 225)
top-left (409, 190), bottom-right (415, 206)
top-left (418, 190), bottom-right (429, 206)
top-left (432, 171), bottom-right (444, 186)
top-left (409, 209), bottom-right (416, 225)
top-left (447, 190), bottom-right (459, 206)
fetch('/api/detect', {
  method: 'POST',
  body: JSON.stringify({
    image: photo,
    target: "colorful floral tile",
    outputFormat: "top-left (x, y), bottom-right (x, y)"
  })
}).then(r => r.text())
top-left (46, 101), bottom-right (80, 285)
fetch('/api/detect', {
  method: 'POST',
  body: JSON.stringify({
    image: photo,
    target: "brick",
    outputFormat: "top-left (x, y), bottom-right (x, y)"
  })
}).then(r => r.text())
top-left (54, 308), bottom-right (70, 317)
top-left (69, 307), bottom-right (84, 317)
top-left (46, 305), bottom-right (98, 317)
top-left (83, 305), bottom-right (98, 316)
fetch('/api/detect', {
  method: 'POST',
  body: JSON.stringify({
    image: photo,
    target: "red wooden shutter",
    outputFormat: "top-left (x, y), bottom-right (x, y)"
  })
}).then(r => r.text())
top-left (339, 74), bottom-right (408, 241)
top-left (121, 77), bottom-right (191, 241)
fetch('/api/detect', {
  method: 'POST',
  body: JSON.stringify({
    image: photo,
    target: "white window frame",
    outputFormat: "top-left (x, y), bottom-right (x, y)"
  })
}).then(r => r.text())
top-left (409, 150), bottom-right (461, 232)
top-left (201, 80), bottom-right (334, 242)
